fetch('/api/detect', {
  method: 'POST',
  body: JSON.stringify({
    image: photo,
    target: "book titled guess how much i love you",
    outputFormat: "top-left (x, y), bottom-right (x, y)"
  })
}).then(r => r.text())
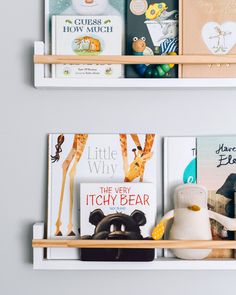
top-left (80, 183), bottom-right (156, 261)
top-left (47, 134), bottom-right (157, 260)
top-left (52, 15), bottom-right (123, 78)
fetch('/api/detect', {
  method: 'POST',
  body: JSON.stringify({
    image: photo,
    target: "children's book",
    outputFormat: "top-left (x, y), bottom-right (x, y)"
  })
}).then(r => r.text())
top-left (52, 15), bottom-right (123, 78)
top-left (164, 137), bottom-right (197, 257)
top-left (126, 0), bottom-right (179, 78)
top-left (47, 134), bottom-right (157, 259)
top-left (45, 0), bottom-right (125, 77)
top-left (181, 0), bottom-right (236, 78)
top-left (80, 183), bottom-right (156, 261)
top-left (197, 137), bottom-right (236, 258)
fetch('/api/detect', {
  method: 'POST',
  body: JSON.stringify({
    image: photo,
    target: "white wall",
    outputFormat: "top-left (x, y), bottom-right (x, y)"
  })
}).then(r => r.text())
top-left (2, 0), bottom-right (236, 294)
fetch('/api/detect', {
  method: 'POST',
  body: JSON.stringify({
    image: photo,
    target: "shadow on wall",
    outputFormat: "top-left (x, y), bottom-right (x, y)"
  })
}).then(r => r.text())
top-left (22, 137), bottom-right (48, 264)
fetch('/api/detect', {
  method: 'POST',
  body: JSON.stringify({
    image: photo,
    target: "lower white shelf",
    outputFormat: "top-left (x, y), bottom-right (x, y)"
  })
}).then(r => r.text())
top-left (33, 223), bottom-right (236, 270)
top-left (34, 42), bottom-right (236, 89)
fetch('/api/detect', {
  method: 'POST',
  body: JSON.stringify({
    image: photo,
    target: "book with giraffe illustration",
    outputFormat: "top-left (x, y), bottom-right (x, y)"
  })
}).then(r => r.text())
top-left (47, 134), bottom-right (157, 259)
top-left (180, 0), bottom-right (236, 77)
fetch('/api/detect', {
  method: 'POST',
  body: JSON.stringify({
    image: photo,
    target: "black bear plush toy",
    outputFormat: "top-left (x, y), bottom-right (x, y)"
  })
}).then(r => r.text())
top-left (80, 209), bottom-right (154, 261)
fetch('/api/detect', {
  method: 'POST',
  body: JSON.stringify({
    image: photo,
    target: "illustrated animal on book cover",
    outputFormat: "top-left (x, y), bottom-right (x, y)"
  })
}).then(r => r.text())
top-left (50, 134), bottom-right (155, 237)
top-left (80, 209), bottom-right (154, 261)
top-left (73, 36), bottom-right (101, 53)
top-left (127, 1), bottom-right (178, 78)
top-left (62, 0), bottom-right (120, 16)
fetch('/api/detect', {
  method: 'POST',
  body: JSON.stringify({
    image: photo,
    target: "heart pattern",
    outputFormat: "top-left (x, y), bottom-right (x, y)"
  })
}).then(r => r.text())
top-left (201, 22), bottom-right (236, 55)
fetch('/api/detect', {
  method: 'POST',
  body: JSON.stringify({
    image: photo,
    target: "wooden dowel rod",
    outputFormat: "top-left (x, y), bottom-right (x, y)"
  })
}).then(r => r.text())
top-left (34, 55), bottom-right (236, 65)
top-left (32, 240), bottom-right (236, 249)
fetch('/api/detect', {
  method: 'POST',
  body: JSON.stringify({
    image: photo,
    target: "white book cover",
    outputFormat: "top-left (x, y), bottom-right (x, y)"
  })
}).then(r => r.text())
top-left (164, 137), bottom-right (197, 257)
top-left (47, 134), bottom-right (157, 259)
top-left (52, 15), bottom-right (123, 78)
top-left (80, 183), bottom-right (156, 238)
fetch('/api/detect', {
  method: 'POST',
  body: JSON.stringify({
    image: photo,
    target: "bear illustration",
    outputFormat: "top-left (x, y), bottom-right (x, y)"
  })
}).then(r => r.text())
top-left (80, 209), bottom-right (155, 261)
top-left (62, 0), bottom-right (120, 16)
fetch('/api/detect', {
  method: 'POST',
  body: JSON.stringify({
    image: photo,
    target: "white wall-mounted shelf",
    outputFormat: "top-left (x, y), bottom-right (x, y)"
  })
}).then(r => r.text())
top-left (34, 42), bottom-right (236, 89)
top-left (33, 223), bottom-right (236, 270)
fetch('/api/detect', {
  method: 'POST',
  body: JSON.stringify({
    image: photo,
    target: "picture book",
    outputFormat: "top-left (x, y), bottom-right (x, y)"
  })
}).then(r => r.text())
top-left (44, 0), bottom-right (125, 77)
top-left (126, 0), bottom-right (179, 78)
top-left (164, 137), bottom-right (197, 257)
top-left (197, 137), bottom-right (236, 258)
top-left (181, 0), bottom-right (236, 78)
top-left (52, 15), bottom-right (123, 78)
top-left (47, 134), bottom-right (157, 259)
top-left (80, 183), bottom-right (156, 261)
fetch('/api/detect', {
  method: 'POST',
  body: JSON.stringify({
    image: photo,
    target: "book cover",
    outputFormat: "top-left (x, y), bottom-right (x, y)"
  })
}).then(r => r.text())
top-left (80, 183), bottom-right (156, 261)
top-left (126, 0), bottom-right (179, 78)
top-left (181, 0), bottom-right (236, 78)
top-left (47, 134), bottom-right (157, 259)
top-left (164, 137), bottom-right (197, 257)
top-left (197, 137), bottom-right (236, 258)
top-left (52, 15), bottom-right (123, 78)
top-left (45, 0), bottom-right (125, 58)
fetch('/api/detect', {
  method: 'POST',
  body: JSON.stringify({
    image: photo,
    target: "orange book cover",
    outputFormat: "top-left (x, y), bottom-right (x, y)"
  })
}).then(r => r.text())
top-left (181, 0), bottom-right (236, 78)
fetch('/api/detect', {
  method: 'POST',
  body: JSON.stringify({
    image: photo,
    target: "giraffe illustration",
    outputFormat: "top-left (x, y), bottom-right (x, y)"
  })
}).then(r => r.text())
top-left (119, 134), bottom-right (155, 182)
top-left (51, 133), bottom-right (155, 237)
top-left (51, 134), bottom-right (88, 237)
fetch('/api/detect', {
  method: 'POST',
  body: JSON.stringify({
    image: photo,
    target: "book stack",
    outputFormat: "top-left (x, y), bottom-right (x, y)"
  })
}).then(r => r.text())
top-left (47, 133), bottom-right (157, 261)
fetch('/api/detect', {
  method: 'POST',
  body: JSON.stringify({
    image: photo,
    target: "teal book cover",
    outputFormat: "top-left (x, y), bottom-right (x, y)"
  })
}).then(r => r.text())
top-left (126, 0), bottom-right (179, 78)
top-left (197, 137), bottom-right (236, 258)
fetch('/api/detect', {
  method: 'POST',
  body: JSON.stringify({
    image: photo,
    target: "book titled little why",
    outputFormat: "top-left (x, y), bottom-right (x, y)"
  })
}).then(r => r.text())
top-left (52, 15), bottom-right (123, 78)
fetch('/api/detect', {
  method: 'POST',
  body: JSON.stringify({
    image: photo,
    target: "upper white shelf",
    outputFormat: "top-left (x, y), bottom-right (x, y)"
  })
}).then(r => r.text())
top-left (34, 42), bottom-right (236, 89)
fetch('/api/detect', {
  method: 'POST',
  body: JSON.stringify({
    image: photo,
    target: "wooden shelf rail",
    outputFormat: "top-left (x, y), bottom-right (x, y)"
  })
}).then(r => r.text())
top-left (34, 55), bottom-right (236, 65)
top-left (32, 240), bottom-right (236, 249)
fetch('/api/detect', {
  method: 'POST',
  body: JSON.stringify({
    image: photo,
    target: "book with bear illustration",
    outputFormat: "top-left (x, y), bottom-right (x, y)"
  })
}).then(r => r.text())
top-left (47, 134), bottom-right (157, 260)
top-left (52, 15), bottom-right (123, 78)
top-left (80, 183), bottom-right (156, 261)
top-left (126, 0), bottom-right (179, 78)
top-left (180, 0), bottom-right (236, 78)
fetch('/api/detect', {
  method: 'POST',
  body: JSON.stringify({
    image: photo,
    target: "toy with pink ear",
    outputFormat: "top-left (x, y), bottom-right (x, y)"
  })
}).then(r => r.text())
top-left (152, 184), bottom-right (236, 260)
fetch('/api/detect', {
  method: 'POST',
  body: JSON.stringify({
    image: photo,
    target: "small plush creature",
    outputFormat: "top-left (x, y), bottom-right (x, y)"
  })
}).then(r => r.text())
top-left (80, 209), bottom-right (154, 261)
top-left (152, 184), bottom-right (236, 260)
top-left (62, 0), bottom-right (119, 15)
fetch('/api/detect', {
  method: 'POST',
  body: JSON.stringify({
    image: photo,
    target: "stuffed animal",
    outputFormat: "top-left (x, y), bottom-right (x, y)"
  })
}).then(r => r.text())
top-left (152, 184), bottom-right (236, 260)
top-left (62, 0), bottom-right (120, 15)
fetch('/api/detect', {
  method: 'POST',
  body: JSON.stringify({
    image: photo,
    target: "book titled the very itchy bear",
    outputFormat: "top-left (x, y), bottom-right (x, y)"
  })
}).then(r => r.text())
top-left (52, 15), bottom-right (123, 78)
top-left (80, 183), bottom-right (156, 261)
top-left (80, 183), bottom-right (156, 238)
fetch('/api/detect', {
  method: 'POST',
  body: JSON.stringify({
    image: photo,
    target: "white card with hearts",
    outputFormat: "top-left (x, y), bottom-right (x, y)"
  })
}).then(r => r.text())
top-left (202, 22), bottom-right (236, 55)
